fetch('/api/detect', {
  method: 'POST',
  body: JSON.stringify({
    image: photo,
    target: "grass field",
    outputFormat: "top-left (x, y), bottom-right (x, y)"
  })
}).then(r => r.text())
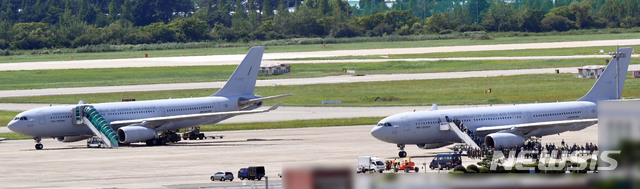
top-left (0, 111), bottom-right (18, 127)
top-left (1, 58), bottom-right (631, 90)
top-left (1, 33), bottom-right (639, 63)
top-left (3, 73), bottom-right (639, 106)
top-left (293, 45), bottom-right (640, 60)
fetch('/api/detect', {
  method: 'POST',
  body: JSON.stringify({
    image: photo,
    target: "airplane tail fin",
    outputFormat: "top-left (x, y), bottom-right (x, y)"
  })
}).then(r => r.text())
top-left (212, 46), bottom-right (264, 97)
top-left (578, 47), bottom-right (632, 102)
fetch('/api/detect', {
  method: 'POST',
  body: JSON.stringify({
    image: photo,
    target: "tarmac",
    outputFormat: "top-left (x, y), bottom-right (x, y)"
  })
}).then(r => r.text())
top-left (0, 124), bottom-right (598, 189)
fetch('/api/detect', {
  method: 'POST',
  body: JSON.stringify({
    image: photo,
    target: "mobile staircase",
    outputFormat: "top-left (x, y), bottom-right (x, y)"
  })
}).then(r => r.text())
top-left (446, 120), bottom-right (480, 149)
top-left (73, 105), bottom-right (119, 148)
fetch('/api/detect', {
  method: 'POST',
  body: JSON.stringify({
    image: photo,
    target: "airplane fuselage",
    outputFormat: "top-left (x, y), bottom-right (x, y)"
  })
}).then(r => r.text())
top-left (9, 96), bottom-right (247, 138)
top-left (371, 101), bottom-right (597, 145)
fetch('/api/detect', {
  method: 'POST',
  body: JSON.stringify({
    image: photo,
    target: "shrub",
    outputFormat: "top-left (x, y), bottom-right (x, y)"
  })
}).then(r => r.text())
top-left (478, 167), bottom-right (489, 173)
top-left (466, 164), bottom-right (480, 173)
top-left (453, 165), bottom-right (467, 173)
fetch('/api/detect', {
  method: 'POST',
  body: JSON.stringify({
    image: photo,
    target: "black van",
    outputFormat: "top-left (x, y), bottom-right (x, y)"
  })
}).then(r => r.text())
top-left (429, 153), bottom-right (462, 170)
top-left (247, 166), bottom-right (265, 180)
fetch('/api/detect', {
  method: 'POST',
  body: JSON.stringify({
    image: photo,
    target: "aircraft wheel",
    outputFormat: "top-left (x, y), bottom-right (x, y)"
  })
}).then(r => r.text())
top-left (35, 144), bottom-right (43, 150)
top-left (398, 151), bottom-right (407, 158)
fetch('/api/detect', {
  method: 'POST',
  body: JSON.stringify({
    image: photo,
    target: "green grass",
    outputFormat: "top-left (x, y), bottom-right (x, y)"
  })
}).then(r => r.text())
top-left (0, 111), bottom-right (18, 127)
top-left (0, 132), bottom-right (31, 140)
top-left (3, 73), bottom-right (640, 106)
top-left (1, 58), bottom-right (632, 90)
top-left (198, 117), bottom-right (382, 131)
top-left (2, 32), bottom-right (639, 63)
top-left (291, 45), bottom-right (640, 60)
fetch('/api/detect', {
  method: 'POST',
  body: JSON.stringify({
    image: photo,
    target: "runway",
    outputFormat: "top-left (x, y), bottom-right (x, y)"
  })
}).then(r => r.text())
top-left (0, 124), bottom-right (598, 189)
top-left (2, 39), bottom-right (639, 71)
top-left (6, 65), bottom-right (640, 98)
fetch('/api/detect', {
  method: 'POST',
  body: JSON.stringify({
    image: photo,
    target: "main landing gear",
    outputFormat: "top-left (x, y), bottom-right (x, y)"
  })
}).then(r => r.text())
top-left (397, 144), bottom-right (407, 158)
top-left (34, 137), bottom-right (43, 150)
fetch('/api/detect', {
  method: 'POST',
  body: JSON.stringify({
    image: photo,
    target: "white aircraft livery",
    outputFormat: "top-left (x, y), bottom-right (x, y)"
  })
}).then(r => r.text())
top-left (8, 46), bottom-right (289, 150)
top-left (371, 47), bottom-right (632, 158)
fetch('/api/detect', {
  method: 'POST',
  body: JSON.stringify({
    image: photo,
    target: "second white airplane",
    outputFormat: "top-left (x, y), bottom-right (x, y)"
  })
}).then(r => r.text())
top-left (8, 46), bottom-right (289, 150)
top-left (371, 47), bottom-right (632, 158)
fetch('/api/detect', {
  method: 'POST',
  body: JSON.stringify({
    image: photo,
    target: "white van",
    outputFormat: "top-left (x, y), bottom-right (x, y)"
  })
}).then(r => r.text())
top-left (357, 156), bottom-right (385, 173)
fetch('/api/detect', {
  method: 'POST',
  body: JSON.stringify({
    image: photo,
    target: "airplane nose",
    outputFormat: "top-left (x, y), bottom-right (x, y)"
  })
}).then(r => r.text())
top-left (7, 120), bottom-right (16, 131)
top-left (7, 120), bottom-right (21, 133)
top-left (370, 126), bottom-right (385, 141)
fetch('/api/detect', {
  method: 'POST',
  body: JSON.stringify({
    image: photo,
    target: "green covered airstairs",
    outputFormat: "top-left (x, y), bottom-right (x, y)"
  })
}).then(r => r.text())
top-left (74, 106), bottom-right (119, 148)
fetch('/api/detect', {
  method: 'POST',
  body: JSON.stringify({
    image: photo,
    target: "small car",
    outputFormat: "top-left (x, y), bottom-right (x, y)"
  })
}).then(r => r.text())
top-left (210, 171), bottom-right (234, 181)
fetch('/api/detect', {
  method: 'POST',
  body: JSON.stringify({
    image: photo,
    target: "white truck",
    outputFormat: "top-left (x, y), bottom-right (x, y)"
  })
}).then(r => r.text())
top-left (357, 156), bottom-right (385, 173)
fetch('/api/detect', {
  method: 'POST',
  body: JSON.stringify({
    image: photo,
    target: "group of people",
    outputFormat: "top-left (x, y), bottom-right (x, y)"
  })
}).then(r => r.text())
top-left (453, 139), bottom-right (598, 161)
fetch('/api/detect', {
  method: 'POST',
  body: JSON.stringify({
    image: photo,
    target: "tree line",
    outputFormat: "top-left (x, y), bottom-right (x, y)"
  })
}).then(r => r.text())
top-left (0, 0), bottom-right (639, 50)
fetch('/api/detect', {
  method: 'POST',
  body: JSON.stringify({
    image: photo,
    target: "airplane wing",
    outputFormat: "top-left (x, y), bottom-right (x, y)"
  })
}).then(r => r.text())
top-left (475, 118), bottom-right (598, 136)
top-left (110, 102), bottom-right (282, 128)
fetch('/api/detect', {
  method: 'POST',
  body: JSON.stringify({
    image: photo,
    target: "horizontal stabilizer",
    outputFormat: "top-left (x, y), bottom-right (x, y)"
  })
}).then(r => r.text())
top-left (238, 94), bottom-right (292, 107)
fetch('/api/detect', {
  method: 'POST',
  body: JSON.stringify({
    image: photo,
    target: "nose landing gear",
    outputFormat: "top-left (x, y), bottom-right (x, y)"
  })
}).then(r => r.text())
top-left (34, 137), bottom-right (43, 150)
top-left (397, 144), bottom-right (406, 158)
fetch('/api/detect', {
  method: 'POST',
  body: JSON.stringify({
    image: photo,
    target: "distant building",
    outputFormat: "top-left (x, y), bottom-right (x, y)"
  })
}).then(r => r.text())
top-left (260, 64), bottom-right (291, 75)
top-left (578, 65), bottom-right (605, 79)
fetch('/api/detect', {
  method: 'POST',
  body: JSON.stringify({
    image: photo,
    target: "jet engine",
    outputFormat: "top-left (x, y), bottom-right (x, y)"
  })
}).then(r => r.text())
top-left (56, 136), bottom-right (91, 142)
top-left (117, 126), bottom-right (157, 143)
top-left (417, 143), bottom-right (450, 149)
top-left (484, 133), bottom-right (525, 148)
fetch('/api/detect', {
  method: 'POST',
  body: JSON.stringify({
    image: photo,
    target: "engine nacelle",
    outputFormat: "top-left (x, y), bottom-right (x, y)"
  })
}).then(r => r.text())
top-left (417, 143), bottom-right (450, 149)
top-left (56, 136), bottom-right (91, 142)
top-left (117, 126), bottom-right (156, 143)
top-left (485, 133), bottom-right (525, 148)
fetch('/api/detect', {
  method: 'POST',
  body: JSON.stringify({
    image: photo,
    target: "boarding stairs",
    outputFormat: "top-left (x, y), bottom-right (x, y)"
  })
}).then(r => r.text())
top-left (73, 106), bottom-right (119, 148)
top-left (446, 120), bottom-right (480, 149)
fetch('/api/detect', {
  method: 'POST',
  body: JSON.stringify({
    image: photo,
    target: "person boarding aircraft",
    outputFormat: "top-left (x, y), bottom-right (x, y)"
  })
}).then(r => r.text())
top-left (8, 46), bottom-right (289, 150)
top-left (371, 47), bottom-right (632, 158)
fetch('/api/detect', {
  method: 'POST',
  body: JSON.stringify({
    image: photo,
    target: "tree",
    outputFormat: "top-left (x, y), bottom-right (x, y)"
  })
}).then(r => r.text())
top-left (568, 1), bottom-right (593, 29)
top-left (141, 22), bottom-right (176, 43)
top-left (262, 0), bottom-right (274, 20)
top-left (482, 1), bottom-right (520, 32)
top-left (425, 12), bottom-right (457, 33)
top-left (541, 14), bottom-right (576, 31)
top-left (597, 0), bottom-right (622, 27)
top-left (108, 0), bottom-right (119, 22)
top-left (10, 22), bottom-right (56, 49)
top-left (465, 0), bottom-right (489, 24)
top-left (520, 9), bottom-right (544, 32)
top-left (167, 17), bottom-right (210, 42)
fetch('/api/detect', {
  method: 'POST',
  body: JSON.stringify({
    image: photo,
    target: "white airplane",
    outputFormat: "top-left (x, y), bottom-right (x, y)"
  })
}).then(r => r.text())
top-left (371, 47), bottom-right (632, 158)
top-left (8, 46), bottom-right (289, 150)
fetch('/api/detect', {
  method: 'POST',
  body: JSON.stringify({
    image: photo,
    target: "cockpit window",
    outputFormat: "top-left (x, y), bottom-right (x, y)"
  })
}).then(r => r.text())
top-left (18, 116), bottom-right (28, 120)
top-left (13, 117), bottom-right (19, 120)
top-left (377, 122), bottom-right (392, 127)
